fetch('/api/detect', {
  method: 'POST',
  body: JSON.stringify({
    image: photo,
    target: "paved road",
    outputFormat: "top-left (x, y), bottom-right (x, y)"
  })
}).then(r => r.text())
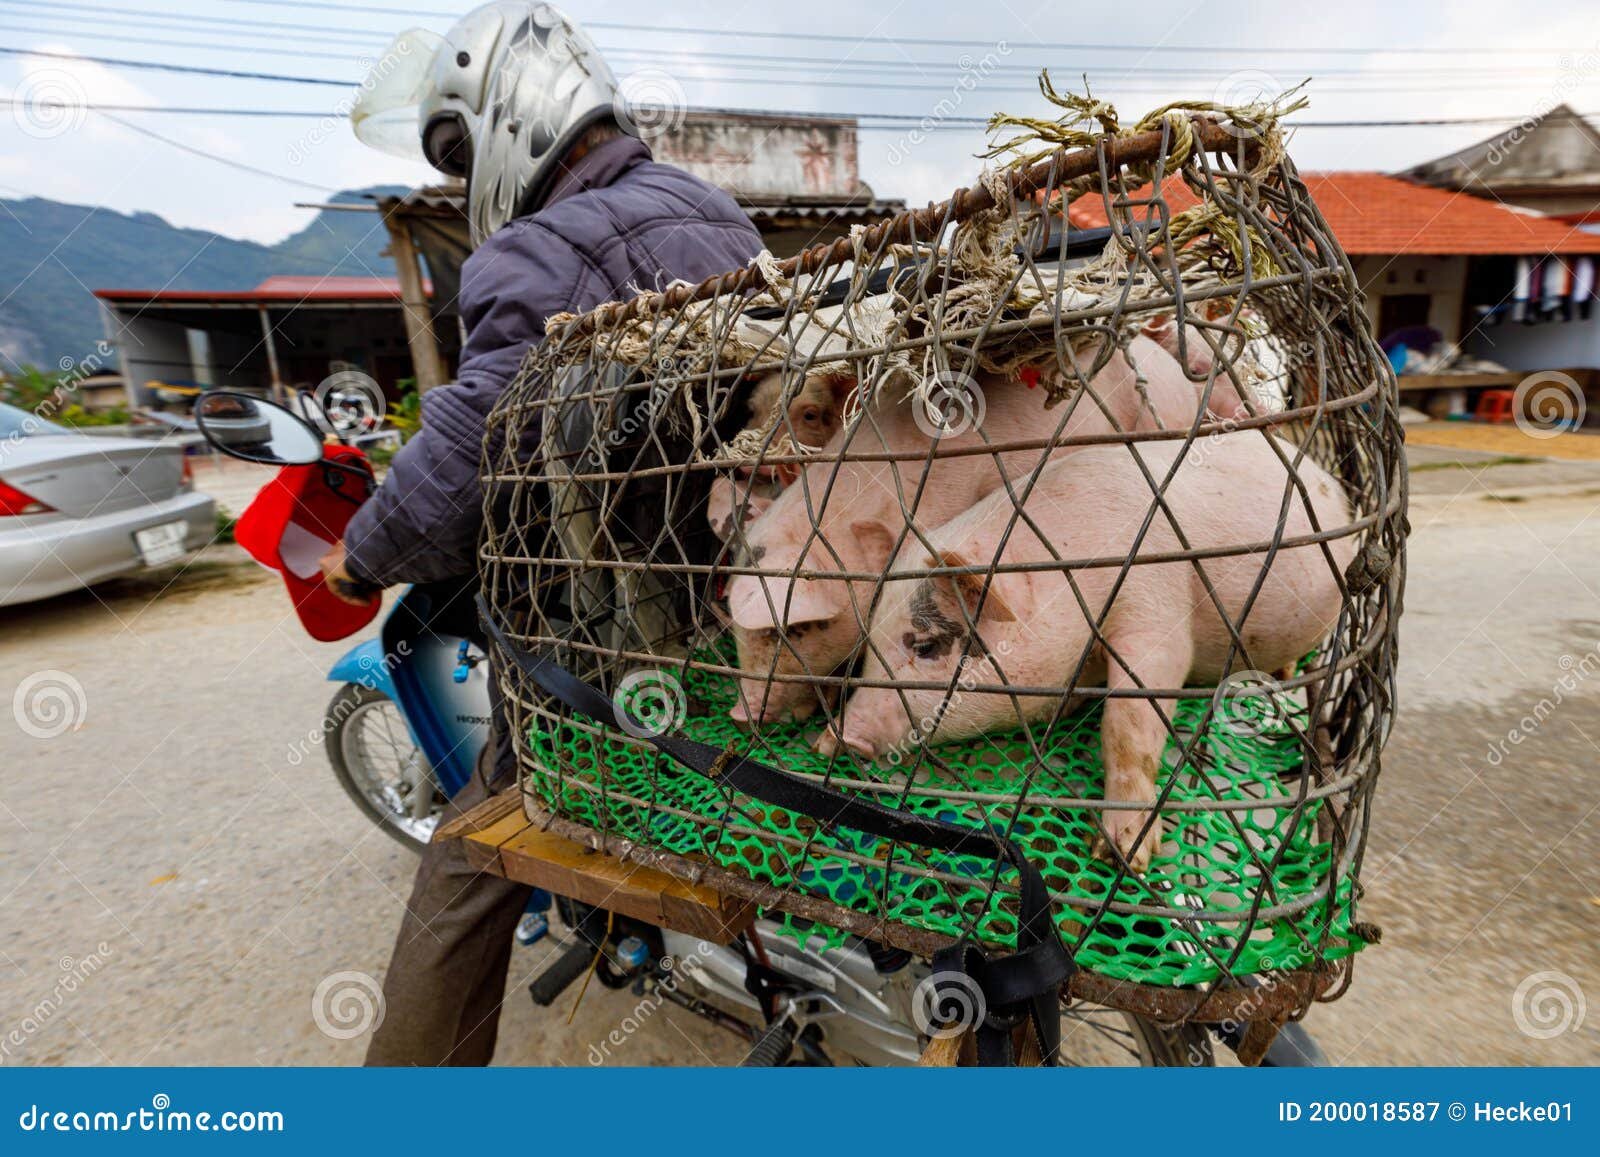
top-left (1, 455), bottom-right (1597, 1066)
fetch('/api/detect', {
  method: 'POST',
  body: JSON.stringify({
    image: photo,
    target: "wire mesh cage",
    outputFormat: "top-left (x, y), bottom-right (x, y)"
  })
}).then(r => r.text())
top-left (480, 92), bottom-right (1405, 1026)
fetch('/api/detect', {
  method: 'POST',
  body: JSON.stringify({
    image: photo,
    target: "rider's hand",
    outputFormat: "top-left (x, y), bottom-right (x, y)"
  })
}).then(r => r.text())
top-left (319, 541), bottom-right (375, 606)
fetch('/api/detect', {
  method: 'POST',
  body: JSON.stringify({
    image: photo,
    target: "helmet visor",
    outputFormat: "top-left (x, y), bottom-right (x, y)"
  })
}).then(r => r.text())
top-left (350, 28), bottom-right (446, 161)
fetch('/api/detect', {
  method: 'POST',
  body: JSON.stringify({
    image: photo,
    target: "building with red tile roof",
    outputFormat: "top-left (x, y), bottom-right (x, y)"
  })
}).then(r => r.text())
top-left (1065, 171), bottom-right (1600, 256)
top-left (1067, 171), bottom-right (1600, 371)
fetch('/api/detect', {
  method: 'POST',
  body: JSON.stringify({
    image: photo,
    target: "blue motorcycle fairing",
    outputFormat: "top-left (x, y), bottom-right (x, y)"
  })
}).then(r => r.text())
top-left (327, 638), bottom-right (400, 699)
top-left (326, 585), bottom-right (490, 799)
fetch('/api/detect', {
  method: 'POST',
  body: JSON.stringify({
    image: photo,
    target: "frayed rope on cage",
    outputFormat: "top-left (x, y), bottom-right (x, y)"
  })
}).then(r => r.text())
top-left (524, 73), bottom-right (1311, 459)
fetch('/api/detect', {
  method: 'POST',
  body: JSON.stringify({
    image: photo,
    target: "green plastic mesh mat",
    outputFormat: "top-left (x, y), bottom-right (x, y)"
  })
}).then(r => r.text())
top-left (524, 654), bottom-right (1367, 988)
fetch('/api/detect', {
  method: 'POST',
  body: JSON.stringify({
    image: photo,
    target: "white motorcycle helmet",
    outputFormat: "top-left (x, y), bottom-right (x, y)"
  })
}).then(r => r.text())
top-left (352, 2), bottom-right (628, 244)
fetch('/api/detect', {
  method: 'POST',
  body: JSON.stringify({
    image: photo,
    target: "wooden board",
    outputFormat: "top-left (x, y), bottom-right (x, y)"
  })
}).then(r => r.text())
top-left (440, 789), bottom-right (756, 945)
top-left (437, 790), bottom-right (1343, 1023)
top-left (1394, 366), bottom-right (1600, 394)
top-left (1394, 370), bottom-right (1523, 393)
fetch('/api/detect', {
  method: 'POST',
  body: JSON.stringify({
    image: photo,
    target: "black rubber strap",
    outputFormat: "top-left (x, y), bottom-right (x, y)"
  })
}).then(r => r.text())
top-left (477, 597), bottom-right (1073, 1064)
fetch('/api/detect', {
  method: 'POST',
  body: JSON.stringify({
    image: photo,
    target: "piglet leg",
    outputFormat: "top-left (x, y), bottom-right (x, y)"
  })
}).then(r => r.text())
top-left (1098, 601), bottom-right (1193, 873)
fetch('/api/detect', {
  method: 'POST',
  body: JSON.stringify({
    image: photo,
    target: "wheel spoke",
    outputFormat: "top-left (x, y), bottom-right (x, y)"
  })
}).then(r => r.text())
top-left (336, 695), bottom-right (440, 843)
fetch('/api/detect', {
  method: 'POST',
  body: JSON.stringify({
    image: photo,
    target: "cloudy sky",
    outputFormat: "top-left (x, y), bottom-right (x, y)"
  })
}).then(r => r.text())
top-left (3, 0), bottom-right (1600, 243)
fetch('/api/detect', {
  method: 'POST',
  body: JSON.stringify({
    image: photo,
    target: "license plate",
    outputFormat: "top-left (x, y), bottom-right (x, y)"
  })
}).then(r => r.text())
top-left (134, 520), bottom-right (189, 567)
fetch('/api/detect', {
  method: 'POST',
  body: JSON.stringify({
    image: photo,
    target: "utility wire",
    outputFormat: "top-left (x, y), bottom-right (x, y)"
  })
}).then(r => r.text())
top-left (214, 0), bottom-right (1571, 59)
top-left (92, 108), bottom-right (339, 192)
top-left (0, 39), bottom-right (1570, 98)
top-left (89, 108), bottom-right (341, 192)
top-left (0, 0), bottom-right (390, 40)
top-left (3, 95), bottom-right (1587, 132)
top-left (0, 23), bottom-right (386, 63)
top-left (1, 97), bottom-right (331, 117)
top-left (0, 3), bottom-right (1564, 80)
top-left (0, 45), bottom-right (350, 84)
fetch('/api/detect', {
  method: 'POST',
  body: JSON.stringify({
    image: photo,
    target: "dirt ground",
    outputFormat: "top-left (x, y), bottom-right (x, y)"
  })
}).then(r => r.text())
top-left (1, 449), bottom-right (1597, 1066)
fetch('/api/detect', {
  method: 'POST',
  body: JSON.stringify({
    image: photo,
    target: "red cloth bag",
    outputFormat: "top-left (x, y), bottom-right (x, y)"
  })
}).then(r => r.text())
top-left (234, 444), bottom-right (380, 641)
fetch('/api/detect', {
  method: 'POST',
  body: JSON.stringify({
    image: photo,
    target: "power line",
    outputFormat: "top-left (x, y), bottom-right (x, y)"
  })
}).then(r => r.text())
top-left (0, 38), bottom-right (1570, 99)
top-left (0, 45), bottom-right (349, 84)
top-left (0, 0), bottom-right (388, 41)
top-left (215, 0), bottom-right (1568, 59)
top-left (0, 2), bottom-right (1563, 80)
top-left (1, 97), bottom-right (330, 117)
top-left (0, 23), bottom-right (384, 63)
top-left (89, 107), bottom-right (339, 192)
top-left (4, 95), bottom-right (1587, 133)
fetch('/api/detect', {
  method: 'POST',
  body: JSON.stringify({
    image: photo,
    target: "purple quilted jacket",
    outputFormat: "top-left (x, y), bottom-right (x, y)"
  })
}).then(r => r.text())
top-left (343, 136), bottom-right (762, 586)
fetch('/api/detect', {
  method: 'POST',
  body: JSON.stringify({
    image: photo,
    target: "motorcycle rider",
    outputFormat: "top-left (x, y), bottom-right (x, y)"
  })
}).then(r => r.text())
top-left (324, 2), bottom-right (762, 1065)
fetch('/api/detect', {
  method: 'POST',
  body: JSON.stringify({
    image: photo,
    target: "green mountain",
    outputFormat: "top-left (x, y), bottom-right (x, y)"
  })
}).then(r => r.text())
top-left (0, 187), bottom-right (406, 372)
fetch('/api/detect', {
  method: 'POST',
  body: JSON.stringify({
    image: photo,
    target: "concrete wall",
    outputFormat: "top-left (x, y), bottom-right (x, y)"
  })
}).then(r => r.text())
top-left (1353, 255), bottom-right (1470, 343)
top-left (1465, 311), bottom-right (1600, 371)
top-left (107, 313), bottom-right (195, 407)
top-left (653, 112), bottom-right (860, 201)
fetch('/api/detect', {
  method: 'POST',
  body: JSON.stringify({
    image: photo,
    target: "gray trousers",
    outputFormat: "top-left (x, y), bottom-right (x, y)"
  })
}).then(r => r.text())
top-left (364, 740), bottom-right (531, 1066)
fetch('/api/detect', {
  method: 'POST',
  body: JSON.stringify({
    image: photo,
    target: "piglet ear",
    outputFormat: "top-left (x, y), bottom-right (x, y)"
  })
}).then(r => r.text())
top-left (743, 491), bottom-right (774, 523)
top-left (728, 574), bottom-right (779, 630)
top-left (850, 519), bottom-right (898, 574)
top-left (819, 373), bottom-right (858, 415)
top-left (728, 575), bottom-right (839, 630)
top-left (933, 549), bottom-right (1017, 623)
top-left (707, 477), bottom-right (775, 545)
top-left (1142, 312), bottom-right (1176, 341)
top-left (1142, 313), bottom-right (1187, 367)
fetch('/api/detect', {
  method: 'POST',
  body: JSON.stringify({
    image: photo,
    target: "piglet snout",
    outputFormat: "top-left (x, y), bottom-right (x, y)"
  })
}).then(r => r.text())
top-left (731, 681), bottom-right (818, 729)
top-left (815, 725), bottom-right (878, 761)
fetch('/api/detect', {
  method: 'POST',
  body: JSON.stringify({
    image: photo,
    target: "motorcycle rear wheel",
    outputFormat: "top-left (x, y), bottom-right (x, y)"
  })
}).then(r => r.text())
top-left (324, 683), bottom-right (444, 852)
top-left (1059, 1002), bottom-right (1214, 1066)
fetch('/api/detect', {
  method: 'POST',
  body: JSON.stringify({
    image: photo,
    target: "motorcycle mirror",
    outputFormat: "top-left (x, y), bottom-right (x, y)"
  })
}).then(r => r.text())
top-left (194, 391), bottom-right (325, 466)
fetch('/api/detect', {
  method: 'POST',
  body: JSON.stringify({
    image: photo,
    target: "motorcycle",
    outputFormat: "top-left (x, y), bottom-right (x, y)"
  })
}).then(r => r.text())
top-left (193, 390), bottom-right (1325, 1068)
top-left (193, 390), bottom-right (490, 850)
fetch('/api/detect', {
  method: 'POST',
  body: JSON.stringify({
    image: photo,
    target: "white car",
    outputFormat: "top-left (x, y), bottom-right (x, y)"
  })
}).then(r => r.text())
top-left (0, 402), bottom-right (215, 607)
